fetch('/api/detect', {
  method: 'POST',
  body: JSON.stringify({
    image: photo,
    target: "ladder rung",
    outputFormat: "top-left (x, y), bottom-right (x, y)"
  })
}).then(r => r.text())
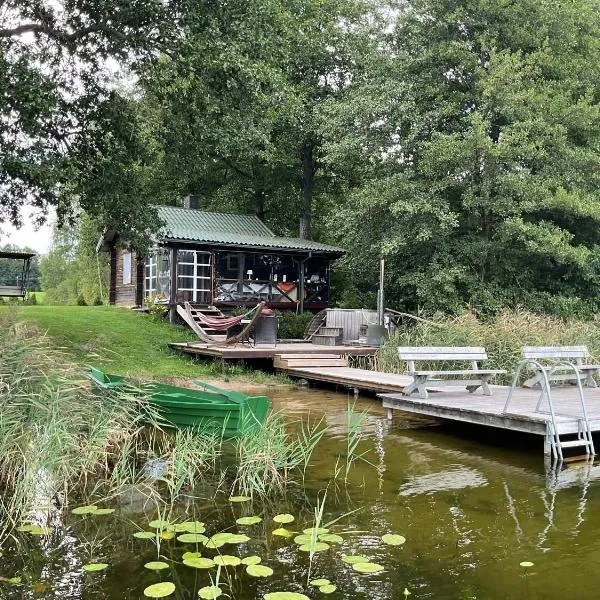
top-left (560, 439), bottom-right (593, 449)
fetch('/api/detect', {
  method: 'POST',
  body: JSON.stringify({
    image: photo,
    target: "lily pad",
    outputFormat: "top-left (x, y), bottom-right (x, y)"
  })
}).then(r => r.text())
top-left (16, 524), bottom-right (33, 532)
top-left (273, 514), bottom-right (295, 524)
top-left (319, 534), bottom-right (343, 543)
top-left (183, 557), bottom-right (215, 569)
top-left (229, 496), bottom-right (251, 503)
top-left (293, 534), bottom-right (312, 545)
top-left (303, 527), bottom-right (329, 535)
top-left (213, 555), bottom-right (241, 567)
top-left (520, 561), bottom-right (534, 568)
top-left (90, 508), bottom-right (115, 515)
top-left (144, 561), bottom-right (170, 570)
top-left (177, 533), bottom-right (209, 544)
top-left (236, 516), bottom-right (262, 526)
top-left (182, 551), bottom-right (201, 560)
top-left (263, 593), bottom-right (309, 600)
top-left (144, 582), bottom-right (176, 598)
top-left (341, 555), bottom-right (370, 564)
top-left (82, 563), bottom-right (108, 572)
top-left (149, 519), bottom-right (170, 529)
top-left (241, 556), bottom-right (261, 565)
top-left (133, 531), bottom-right (155, 539)
top-left (71, 505), bottom-right (98, 515)
top-left (381, 533), bottom-right (406, 546)
top-left (319, 585), bottom-right (337, 594)
top-left (246, 564), bottom-right (274, 577)
top-left (181, 521), bottom-right (206, 533)
top-left (198, 585), bottom-right (223, 599)
top-left (29, 526), bottom-right (53, 535)
top-left (272, 528), bottom-right (294, 538)
top-left (170, 523), bottom-right (191, 532)
top-left (352, 562), bottom-right (385, 574)
top-left (160, 531), bottom-right (176, 540)
top-left (299, 542), bottom-right (330, 553)
top-left (310, 579), bottom-right (331, 586)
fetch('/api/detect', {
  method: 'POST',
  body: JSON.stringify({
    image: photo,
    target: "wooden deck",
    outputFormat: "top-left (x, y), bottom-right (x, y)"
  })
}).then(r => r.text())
top-left (170, 341), bottom-right (378, 360)
top-left (381, 384), bottom-right (600, 441)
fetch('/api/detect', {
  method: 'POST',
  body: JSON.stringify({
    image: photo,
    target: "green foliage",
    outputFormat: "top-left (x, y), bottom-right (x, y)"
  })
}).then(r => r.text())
top-left (377, 309), bottom-right (600, 384)
top-left (146, 294), bottom-right (168, 321)
top-left (276, 311), bottom-right (314, 340)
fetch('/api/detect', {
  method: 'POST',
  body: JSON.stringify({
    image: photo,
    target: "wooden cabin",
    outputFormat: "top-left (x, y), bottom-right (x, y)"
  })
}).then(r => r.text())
top-left (99, 200), bottom-right (344, 315)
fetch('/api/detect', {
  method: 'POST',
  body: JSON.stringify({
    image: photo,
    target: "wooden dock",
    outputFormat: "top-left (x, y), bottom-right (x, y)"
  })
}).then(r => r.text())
top-left (381, 385), bottom-right (600, 456)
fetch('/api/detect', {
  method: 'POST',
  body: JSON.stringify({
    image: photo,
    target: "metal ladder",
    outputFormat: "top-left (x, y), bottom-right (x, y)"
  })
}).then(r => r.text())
top-left (503, 359), bottom-right (595, 463)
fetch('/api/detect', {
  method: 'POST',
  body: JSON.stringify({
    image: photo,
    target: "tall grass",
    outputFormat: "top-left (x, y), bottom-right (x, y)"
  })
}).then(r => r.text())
top-left (375, 309), bottom-right (600, 384)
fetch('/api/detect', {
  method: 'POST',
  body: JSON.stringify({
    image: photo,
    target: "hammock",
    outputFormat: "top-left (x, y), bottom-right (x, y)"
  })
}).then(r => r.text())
top-left (177, 301), bottom-right (272, 345)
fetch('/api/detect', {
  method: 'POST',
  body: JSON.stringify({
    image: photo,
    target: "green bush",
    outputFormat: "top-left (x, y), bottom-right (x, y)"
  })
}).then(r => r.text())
top-left (276, 311), bottom-right (314, 340)
top-left (76, 293), bottom-right (87, 306)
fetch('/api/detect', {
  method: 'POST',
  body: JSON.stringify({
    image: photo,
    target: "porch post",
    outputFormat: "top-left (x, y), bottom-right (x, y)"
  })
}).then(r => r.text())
top-left (298, 257), bottom-right (305, 314)
top-left (169, 247), bottom-right (177, 323)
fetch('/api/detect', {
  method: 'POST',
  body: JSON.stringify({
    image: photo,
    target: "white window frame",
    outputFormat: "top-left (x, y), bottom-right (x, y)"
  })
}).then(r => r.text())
top-left (122, 251), bottom-right (132, 285)
top-left (145, 253), bottom-right (157, 296)
top-left (177, 250), bottom-right (211, 302)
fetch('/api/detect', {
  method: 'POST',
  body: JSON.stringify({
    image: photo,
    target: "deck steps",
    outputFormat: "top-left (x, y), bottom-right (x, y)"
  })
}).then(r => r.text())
top-left (274, 353), bottom-right (348, 369)
top-left (311, 327), bottom-right (344, 346)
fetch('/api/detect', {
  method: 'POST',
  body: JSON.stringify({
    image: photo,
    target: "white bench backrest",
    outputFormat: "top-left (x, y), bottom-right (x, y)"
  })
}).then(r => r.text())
top-left (398, 346), bottom-right (488, 361)
top-left (522, 346), bottom-right (589, 360)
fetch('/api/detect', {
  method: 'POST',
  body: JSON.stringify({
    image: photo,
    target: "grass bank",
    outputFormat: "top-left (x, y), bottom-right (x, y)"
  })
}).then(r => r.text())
top-left (7, 305), bottom-right (282, 383)
top-left (376, 310), bottom-right (600, 384)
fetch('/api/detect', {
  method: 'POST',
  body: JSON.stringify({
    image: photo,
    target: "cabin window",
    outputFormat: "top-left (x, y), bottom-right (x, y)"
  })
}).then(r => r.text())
top-left (176, 250), bottom-right (211, 303)
top-left (145, 249), bottom-right (170, 301)
top-left (122, 251), bottom-right (132, 285)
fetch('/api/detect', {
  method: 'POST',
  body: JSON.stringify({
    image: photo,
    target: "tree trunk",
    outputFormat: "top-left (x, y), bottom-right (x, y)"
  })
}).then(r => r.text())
top-left (300, 142), bottom-right (314, 240)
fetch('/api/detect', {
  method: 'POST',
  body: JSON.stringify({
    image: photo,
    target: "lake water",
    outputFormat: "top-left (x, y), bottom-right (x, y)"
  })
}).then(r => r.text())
top-left (3, 385), bottom-right (599, 599)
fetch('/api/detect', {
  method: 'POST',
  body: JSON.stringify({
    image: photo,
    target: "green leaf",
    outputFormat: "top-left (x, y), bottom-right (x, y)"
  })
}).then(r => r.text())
top-left (149, 519), bottom-right (170, 529)
top-left (319, 585), bottom-right (337, 594)
top-left (71, 505), bottom-right (98, 515)
top-left (303, 527), bottom-right (329, 535)
top-left (263, 593), bottom-right (309, 600)
top-left (246, 564), bottom-right (274, 577)
top-left (310, 579), bottom-right (330, 586)
top-left (133, 531), bottom-right (155, 539)
top-left (293, 534), bottom-right (312, 545)
top-left (520, 561), bottom-right (534, 568)
top-left (273, 514), bottom-right (295, 524)
top-left (272, 528), bottom-right (294, 538)
top-left (341, 555), bottom-right (370, 564)
top-left (177, 533), bottom-right (209, 544)
top-left (241, 556), bottom-right (261, 565)
top-left (183, 557), bottom-right (215, 569)
top-left (180, 521), bottom-right (205, 533)
top-left (229, 496), bottom-right (251, 503)
top-left (318, 534), bottom-right (343, 543)
top-left (213, 555), bottom-right (241, 566)
top-left (144, 561), bottom-right (170, 570)
top-left (381, 534), bottom-right (406, 546)
top-left (299, 542), bottom-right (329, 552)
top-left (352, 562), bottom-right (385, 573)
top-left (236, 516), bottom-right (262, 526)
top-left (198, 585), bottom-right (223, 599)
top-left (82, 563), bottom-right (108, 572)
top-left (182, 551), bottom-right (201, 560)
top-left (90, 508), bottom-right (115, 515)
top-left (29, 526), bottom-right (53, 535)
top-left (8, 577), bottom-right (21, 584)
top-left (144, 582), bottom-right (176, 598)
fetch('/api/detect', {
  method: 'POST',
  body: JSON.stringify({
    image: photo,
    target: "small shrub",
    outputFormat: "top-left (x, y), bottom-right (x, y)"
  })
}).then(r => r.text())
top-left (276, 311), bottom-right (314, 339)
top-left (23, 291), bottom-right (37, 305)
top-left (93, 295), bottom-right (103, 306)
top-left (146, 294), bottom-right (168, 320)
top-left (76, 293), bottom-right (87, 306)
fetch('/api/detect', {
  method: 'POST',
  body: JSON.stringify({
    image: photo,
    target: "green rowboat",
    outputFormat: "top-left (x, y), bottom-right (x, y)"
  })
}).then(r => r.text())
top-left (88, 369), bottom-right (271, 437)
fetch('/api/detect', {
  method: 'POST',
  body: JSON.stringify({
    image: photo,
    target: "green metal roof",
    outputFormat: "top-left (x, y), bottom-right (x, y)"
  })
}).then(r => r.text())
top-left (157, 206), bottom-right (344, 255)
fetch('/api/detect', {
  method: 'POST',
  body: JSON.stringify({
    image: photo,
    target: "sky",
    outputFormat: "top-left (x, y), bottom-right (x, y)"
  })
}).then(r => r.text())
top-left (0, 211), bottom-right (54, 254)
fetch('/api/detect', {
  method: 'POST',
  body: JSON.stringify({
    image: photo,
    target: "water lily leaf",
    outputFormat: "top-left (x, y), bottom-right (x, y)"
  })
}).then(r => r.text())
top-left (149, 519), bottom-right (170, 529)
top-left (263, 593), bottom-right (309, 600)
top-left (180, 521), bottom-right (206, 533)
top-left (71, 505), bottom-right (98, 515)
top-left (236, 516), bottom-right (262, 526)
top-left (273, 514), bottom-right (295, 524)
top-left (318, 534), bottom-right (343, 543)
top-left (310, 579), bottom-right (330, 586)
top-left (229, 496), bottom-right (251, 503)
top-left (303, 527), bottom-right (329, 535)
top-left (169, 523), bottom-right (191, 533)
top-left (82, 563), bottom-right (108, 572)
top-left (299, 542), bottom-right (330, 553)
top-left (520, 561), bottom-right (534, 568)
top-left (381, 534), bottom-right (406, 546)
top-left (319, 585), bottom-right (337, 594)
top-left (183, 557), bottom-right (215, 569)
top-left (144, 561), bottom-right (169, 570)
top-left (204, 538), bottom-right (226, 549)
top-left (133, 531), bottom-right (155, 539)
top-left (182, 551), bottom-right (201, 560)
top-left (352, 562), bottom-right (385, 573)
top-left (8, 577), bottom-right (21, 584)
top-left (293, 534), bottom-right (312, 545)
top-left (29, 526), bottom-right (53, 535)
top-left (90, 508), bottom-right (115, 515)
top-left (272, 528), bottom-right (294, 538)
top-left (198, 585), bottom-right (223, 599)
top-left (213, 555), bottom-right (241, 567)
top-left (246, 564), bottom-right (273, 577)
top-left (341, 555), bottom-right (370, 564)
top-left (160, 531), bottom-right (176, 540)
top-left (16, 524), bottom-right (33, 532)
top-left (241, 556), bottom-right (261, 565)
top-left (177, 533), bottom-right (209, 544)
top-left (144, 582), bottom-right (176, 598)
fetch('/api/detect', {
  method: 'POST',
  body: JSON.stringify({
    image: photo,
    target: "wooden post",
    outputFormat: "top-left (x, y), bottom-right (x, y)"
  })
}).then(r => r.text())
top-left (108, 245), bottom-right (117, 305)
top-left (169, 247), bottom-right (177, 323)
top-left (298, 258), bottom-right (305, 314)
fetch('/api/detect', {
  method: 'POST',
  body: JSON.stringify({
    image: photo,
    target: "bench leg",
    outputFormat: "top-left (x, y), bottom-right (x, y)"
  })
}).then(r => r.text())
top-left (523, 372), bottom-right (542, 388)
top-left (403, 376), bottom-right (429, 400)
top-left (584, 371), bottom-right (597, 388)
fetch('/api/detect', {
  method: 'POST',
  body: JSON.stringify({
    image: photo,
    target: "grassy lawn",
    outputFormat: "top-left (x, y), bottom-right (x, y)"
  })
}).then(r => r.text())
top-left (9, 305), bottom-right (278, 382)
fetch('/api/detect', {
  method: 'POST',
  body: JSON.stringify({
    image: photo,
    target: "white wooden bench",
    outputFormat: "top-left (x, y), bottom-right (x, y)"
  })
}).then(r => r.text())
top-left (521, 346), bottom-right (600, 388)
top-left (398, 346), bottom-right (506, 399)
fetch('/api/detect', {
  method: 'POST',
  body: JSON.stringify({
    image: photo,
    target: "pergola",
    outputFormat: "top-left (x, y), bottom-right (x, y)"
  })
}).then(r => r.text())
top-left (0, 251), bottom-right (36, 298)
